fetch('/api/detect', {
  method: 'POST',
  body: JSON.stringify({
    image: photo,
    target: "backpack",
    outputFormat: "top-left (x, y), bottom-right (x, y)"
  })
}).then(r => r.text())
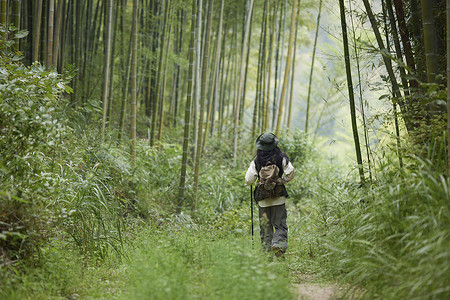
top-left (259, 161), bottom-right (280, 190)
top-left (255, 161), bottom-right (285, 201)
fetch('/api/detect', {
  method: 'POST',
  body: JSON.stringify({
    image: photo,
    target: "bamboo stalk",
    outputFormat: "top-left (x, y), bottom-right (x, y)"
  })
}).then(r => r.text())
top-left (287, 0), bottom-right (300, 131)
top-left (47, 0), bottom-right (55, 67)
top-left (0, 0), bottom-right (6, 29)
top-left (131, 0), bottom-right (138, 166)
top-left (305, 0), bottom-right (322, 134)
top-left (362, 0), bottom-right (410, 132)
top-left (101, 0), bottom-right (113, 140)
top-left (349, 0), bottom-right (373, 181)
top-left (275, 0), bottom-right (297, 136)
top-left (233, 0), bottom-right (255, 160)
top-left (202, 0), bottom-right (224, 153)
top-left (13, 0), bottom-right (20, 49)
top-left (420, 0), bottom-right (439, 83)
top-left (52, 0), bottom-right (64, 68)
top-left (178, 0), bottom-right (197, 211)
top-left (32, 0), bottom-right (43, 62)
top-left (265, 0), bottom-right (275, 132)
top-left (339, 0), bottom-right (365, 184)
top-left (157, 7), bottom-right (173, 142)
top-left (194, 0), bottom-right (214, 205)
top-left (447, 0), bottom-right (450, 175)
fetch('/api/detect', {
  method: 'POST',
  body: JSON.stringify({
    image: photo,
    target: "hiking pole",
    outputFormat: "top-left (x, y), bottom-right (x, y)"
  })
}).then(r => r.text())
top-left (250, 184), bottom-right (254, 240)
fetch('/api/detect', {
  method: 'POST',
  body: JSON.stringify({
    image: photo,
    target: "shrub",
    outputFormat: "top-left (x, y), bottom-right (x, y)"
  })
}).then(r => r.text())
top-left (302, 158), bottom-right (450, 299)
top-left (0, 29), bottom-right (73, 262)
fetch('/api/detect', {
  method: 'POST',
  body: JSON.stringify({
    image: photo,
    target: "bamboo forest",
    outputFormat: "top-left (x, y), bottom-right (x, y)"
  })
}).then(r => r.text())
top-left (1, 0), bottom-right (449, 299)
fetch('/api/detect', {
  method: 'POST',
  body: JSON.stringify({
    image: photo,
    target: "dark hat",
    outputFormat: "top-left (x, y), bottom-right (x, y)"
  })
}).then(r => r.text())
top-left (255, 132), bottom-right (279, 151)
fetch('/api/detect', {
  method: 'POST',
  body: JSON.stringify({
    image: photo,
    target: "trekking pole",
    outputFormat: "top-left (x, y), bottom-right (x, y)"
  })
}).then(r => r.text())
top-left (250, 184), bottom-right (254, 240)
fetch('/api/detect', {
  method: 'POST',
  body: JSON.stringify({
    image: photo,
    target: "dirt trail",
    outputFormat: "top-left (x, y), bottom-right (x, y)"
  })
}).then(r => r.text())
top-left (294, 283), bottom-right (340, 300)
top-left (292, 274), bottom-right (343, 300)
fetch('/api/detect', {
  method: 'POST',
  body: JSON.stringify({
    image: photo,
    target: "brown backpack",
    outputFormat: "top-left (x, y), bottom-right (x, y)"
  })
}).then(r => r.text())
top-left (259, 161), bottom-right (279, 189)
top-left (257, 161), bottom-right (281, 200)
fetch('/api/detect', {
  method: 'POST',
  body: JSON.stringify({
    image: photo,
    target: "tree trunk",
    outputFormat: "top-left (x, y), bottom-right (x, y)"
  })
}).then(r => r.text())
top-left (241, 0), bottom-right (253, 125)
top-left (118, 47), bottom-right (131, 141)
top-left (106, 0), bottom-right (119, 123)
top-left (32, 0), bottom-right (43, 62)
top-left (272, 1), bottom-right (281, 128)
top-left (172, 9), bottom-right (184, 127)
top-left (393, 0), bottom-right (417, 89)
top-left (260, 0), bottom-right (268, 132)
top-left (156, 2), bottom-right (172, 143)
top-left (13, 0), bottom-right (20, 49)
top-left (276, 0), bottom-right (288, 113)
top-left (386, 0), bottom-right (409, 96)
top-left (151, 0), bottom-right (169, 146)
top-left (410, 0), bottom-right (422, 47)
top-left (231, 23), bottom-right (238, 124)
top-left (41, 0), bottom-right (48, 66)
top-left (61, 0), bottom-right (73, 76)
top-left (275, 0), bottom-right (297, 136)
top-left (146, 0), bottom-right (159, 125)
top-left (233, 0), bottom-right (255, 160)
top-left (287, 0), bottom-right (300, 131)
top-left (193, 0), bottom-right (214, 205)
top-left (202, 0), bottom-right (224, 152)
top-left (101, 0), bottom-right (113, 140)
top-left (447, 0), bottom-right (450, 175)
top-left (191, 0), bottom-right (203, 163)
top-left (83, 0), bottom-right (95, 95)
top-left (349, 0), bottom-right (373, 181)
top-left (420, 0), bottom-right (439, 83)
top-left (339, 0), bottom-right (365, 184)
top-left (0, 0), bottom-right (6, 29)
top-left (218, 25), bottom-right (227, 135)
top-left (118, 0), bottom-right (131, 142)
top-left (305, 0), bottom-right (322, 134)
top-left (221, 33), bottom-right (231, 135)
top-left (362, 0), bottom-right (410, 132)
top-left (382, 0), bottom-right (404, 168)
top-left (178, 0), bottom-right (197, 211)
top-left (252, 0), bottom-right (267, 137)
top-left (73, 0), bottom-right (82, 100)
top-left (264, 0), bottom-right (275, 132)
top-left (47, 0), bottom-right (55, 67)
top-left (157, 7), bottom-right (173, 142)
top-left (410, 0), bottom-right (426, 81)
top-left (52, 0), bottom-right (64, 68)
top-left (131, 0), bottom-right (138, 166)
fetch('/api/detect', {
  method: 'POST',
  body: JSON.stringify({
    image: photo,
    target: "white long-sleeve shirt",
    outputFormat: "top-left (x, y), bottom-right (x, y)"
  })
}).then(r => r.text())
top-left (245, 158), bottom-right (295, 207)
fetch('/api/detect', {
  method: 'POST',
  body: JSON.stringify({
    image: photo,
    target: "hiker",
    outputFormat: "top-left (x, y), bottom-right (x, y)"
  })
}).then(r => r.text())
top-left (245, 132), bottom-right (295, 257)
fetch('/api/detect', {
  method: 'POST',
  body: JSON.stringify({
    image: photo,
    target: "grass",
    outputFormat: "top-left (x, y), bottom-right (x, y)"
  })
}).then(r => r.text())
top-left (0, 237), bottom-right (126, 299)
top-left (3, 96), bottom-right (449, 300)
top-left (1, 223), bottom-right (296, 300)
top-left (287, 153), bottom-right (450, 299)
top-left (121, 226), bottom-right (294, 300)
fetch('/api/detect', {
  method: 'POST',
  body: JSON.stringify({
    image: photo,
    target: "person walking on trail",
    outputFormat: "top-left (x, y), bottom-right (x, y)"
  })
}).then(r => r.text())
top-left (245, 133), bottom-right (295, 258)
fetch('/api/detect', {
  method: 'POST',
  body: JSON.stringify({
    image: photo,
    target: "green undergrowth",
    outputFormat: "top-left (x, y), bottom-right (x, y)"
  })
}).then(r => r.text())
top-left (288, 149), bottom-right (450, 299)
top-left (0, 236), bottom-right (126, 299)
top-left (4, 35), bottom-right (446, 299)
top-left (1, 223), bottom-right (295, 300)
top-left (121, 226), bottom-right (293, 300)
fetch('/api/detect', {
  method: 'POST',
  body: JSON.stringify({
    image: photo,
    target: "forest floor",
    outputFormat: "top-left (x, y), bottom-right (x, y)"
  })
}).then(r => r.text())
top-left (1, 222), bottom-right (349, 300)
top-left (292, 273), bottom-right (343, 300)
top-left (2, 210), bottom-right (349, 300)
top-left (111, 225), bottom-right (347, 300)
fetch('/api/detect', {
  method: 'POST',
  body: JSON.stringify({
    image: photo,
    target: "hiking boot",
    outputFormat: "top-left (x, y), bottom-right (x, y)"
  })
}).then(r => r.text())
top-left (271, 246), bottom-right (284, 258)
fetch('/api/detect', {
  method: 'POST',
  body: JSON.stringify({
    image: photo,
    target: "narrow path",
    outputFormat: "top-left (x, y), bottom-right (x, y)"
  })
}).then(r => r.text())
top-left (292, 274), bottom-right (343, 300)
top-left (294, 282), bottom-right (340, 300)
